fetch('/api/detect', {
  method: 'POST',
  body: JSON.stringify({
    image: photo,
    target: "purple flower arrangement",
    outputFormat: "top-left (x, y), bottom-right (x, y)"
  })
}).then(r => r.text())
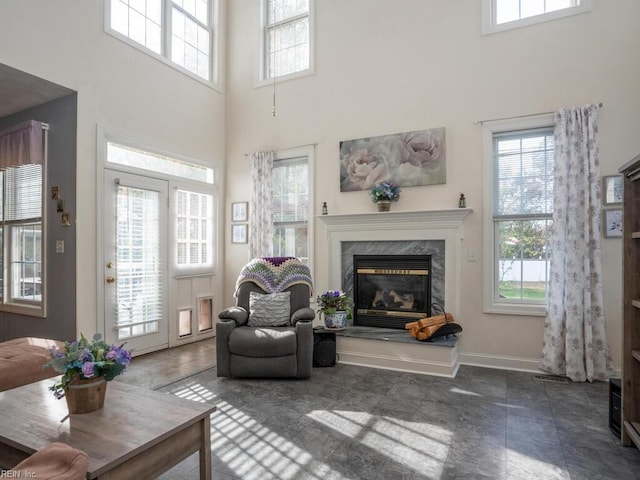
top-left (317, 290), bottom-right (353, 315)
top-left (46, 333), bottom-right (131, 399)
top-left (370, 181), bottom-right (401, 203)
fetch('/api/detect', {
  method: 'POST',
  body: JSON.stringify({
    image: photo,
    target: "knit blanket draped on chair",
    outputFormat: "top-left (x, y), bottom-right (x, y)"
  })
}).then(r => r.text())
top-left (235, 257), bottom-right (313, 296)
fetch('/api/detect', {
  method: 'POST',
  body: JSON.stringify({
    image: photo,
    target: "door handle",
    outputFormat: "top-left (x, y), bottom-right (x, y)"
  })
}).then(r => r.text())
top-left (106, 276), bottom-right (116, 284)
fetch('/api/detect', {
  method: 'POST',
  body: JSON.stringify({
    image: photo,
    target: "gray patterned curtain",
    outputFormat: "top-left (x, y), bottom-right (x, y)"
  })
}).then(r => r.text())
top-left (248, 151), bottom-right (274, 259)
top-left (541, 104), bottom-right (614, 382)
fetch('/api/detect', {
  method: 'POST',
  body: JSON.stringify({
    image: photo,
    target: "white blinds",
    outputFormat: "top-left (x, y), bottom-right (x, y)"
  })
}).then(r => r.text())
top-left (2, 164), bottom-right (42, 222)
top-left (175, 189), bottom-right (213, 266)
top-left (115, 185), bottom-right (162, 336)
top-left (494, 128), bottom-right (554, 217)
top-left (272, 156), bottom-right (309, 223)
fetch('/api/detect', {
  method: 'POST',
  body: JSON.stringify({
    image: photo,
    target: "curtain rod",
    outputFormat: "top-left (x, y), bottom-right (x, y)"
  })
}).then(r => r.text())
top-left (474, 103), bottom-right (603, 125)
top-left (244, 142), bottom-right (318, 157)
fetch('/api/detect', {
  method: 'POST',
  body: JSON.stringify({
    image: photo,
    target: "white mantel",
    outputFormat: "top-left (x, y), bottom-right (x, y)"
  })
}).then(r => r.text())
top-left (317, 208), bottom-right (473, 318)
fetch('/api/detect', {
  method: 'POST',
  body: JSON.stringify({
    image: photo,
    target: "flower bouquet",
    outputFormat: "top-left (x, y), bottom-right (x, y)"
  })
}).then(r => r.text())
top-left (370, 181), bottom-right (401, 203)
top-left (46, 333), bottom-right (131, 400)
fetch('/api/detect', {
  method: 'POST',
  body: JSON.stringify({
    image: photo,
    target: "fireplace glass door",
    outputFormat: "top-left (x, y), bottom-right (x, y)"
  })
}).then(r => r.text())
top-left (353, 255), bottom-right (431, 329)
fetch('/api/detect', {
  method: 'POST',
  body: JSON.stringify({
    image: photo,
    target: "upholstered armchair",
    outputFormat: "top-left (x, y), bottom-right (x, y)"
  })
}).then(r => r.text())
top-left (216, 257), bottom-right (315, 379)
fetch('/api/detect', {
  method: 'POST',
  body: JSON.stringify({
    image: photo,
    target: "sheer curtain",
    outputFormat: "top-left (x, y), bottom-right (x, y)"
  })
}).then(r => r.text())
top-left (541, 104), bottom-right (614, 382)
top-left (248, 151), bottom-right (274, 259)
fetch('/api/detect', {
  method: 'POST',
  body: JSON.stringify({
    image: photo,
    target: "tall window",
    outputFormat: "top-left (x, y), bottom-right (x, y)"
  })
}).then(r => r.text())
top-left (483, 115), bottom-right (554, 315)
top-left (1, 165), bottom-right (43, 305)
top-left (261, 0), bottom-right (313, 82)
top-left (272, 152), bottom-right (311, 264)
top-left (482, 0), bottom-right (590, 34)
top-left (0, 121), bottom-right (45, 316)
top-left (107, 0), bottom-right (216, 83)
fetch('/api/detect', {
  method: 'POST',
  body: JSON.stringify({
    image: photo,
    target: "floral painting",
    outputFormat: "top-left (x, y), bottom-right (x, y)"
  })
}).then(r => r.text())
top-left (339, 127), bottom-right (446, 191)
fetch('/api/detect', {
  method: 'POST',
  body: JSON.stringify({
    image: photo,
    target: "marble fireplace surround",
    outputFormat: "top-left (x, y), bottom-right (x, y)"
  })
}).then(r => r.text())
top-left (318, 208), bottom-right (472, 377)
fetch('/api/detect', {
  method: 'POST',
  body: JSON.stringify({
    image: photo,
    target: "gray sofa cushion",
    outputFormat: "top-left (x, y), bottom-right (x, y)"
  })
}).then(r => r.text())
top-left (228, 327), bottom-right (297, 357)
top-left (248, 291), bottom-right (291, 327)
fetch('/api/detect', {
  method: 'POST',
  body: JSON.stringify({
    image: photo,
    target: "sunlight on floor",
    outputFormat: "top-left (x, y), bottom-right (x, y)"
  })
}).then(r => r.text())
top-left (308, 409), bottom-right (454, 479)
top-left (212, 401), bottom-right (339, 479)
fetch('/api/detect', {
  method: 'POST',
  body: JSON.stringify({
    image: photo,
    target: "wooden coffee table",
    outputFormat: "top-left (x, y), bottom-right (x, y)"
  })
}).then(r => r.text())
top-left (0, 377), bottom-right (216, 479)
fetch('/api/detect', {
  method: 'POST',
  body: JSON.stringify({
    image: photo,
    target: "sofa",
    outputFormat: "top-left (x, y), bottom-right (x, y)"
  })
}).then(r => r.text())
top-left (0, 337), bottom-right (64, 392)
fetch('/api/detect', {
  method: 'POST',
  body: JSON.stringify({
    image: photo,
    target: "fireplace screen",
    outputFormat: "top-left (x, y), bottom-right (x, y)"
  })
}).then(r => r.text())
top-left (353, 254), bottom-right (431, 329)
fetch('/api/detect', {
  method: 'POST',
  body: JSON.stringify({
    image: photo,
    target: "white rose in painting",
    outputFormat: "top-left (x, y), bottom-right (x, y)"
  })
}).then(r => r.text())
top-left (398, 130), bottom-right (444, 170)
top-left (341, 149), bottom-right (391, 191)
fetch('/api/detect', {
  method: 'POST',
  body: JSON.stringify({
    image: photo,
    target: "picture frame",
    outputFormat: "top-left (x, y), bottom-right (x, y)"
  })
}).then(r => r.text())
top-left (231, 224), bottom-right (248, 244)
top-left (56, 199), bottom-right (65, 213)
top-left (232, 202), bottom-right (248, 222)
top-left (603, 175), bottom-right (623, 205)
top-left (604, 208), bottom-right (623, 238)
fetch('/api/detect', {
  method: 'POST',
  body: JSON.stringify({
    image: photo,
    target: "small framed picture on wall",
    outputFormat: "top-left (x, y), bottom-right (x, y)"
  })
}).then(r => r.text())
top-left (604, 208), bottom-right (623, 238)
top-left (232, 202), bottom-right (248, 222)
top-left (232, 224), bottom-right (248, 244)
top-left (603, 175), bottom-right (623, 205)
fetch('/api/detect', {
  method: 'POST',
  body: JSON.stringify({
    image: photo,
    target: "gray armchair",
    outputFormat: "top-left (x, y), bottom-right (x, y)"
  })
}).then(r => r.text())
top-left (217, 259), bottom-right (315, 379)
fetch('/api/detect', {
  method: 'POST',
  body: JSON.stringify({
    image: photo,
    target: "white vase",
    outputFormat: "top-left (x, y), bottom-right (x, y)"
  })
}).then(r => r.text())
top-left (324, 311), bottom-right (348, 330)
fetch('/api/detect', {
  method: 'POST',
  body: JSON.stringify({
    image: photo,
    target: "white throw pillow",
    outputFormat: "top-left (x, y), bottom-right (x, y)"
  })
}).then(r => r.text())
top-left (248, 291), bottom-right (291, 327)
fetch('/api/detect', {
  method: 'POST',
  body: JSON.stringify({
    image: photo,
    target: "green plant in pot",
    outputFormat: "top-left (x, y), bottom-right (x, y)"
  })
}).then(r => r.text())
top-left (317, 290), bottom-right (353, 330)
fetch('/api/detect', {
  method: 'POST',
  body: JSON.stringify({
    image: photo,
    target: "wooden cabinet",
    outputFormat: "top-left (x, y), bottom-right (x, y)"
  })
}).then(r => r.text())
top-left (619, 153), bottom-right (640, 446)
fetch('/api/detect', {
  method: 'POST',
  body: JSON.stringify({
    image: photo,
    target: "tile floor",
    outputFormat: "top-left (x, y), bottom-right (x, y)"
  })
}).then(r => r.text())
top-left (123, 339), bottom-right (640, 479)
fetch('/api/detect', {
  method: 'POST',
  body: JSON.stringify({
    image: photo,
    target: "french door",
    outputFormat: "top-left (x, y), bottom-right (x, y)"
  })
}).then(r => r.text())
top-left (103, 170), bottom-right (168, 354)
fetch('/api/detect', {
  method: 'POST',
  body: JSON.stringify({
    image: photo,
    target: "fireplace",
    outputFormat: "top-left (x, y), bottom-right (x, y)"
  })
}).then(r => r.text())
top-left (353, 254), bottom-right (431, 329)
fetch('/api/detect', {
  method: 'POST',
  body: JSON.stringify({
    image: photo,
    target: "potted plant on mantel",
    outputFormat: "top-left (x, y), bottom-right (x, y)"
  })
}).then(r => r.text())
top-left (371, 181), bottom-right (401, 212)
top-left (317, 290), bottom-right (353, 330)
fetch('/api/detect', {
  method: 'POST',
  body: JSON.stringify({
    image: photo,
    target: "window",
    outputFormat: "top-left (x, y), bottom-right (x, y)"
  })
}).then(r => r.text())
top-left (272, 148), bottom-right (313, 264)
top-left (175, 189), bottom-right (213, 267)
top-left (107, 141), bottom-right (214, 183)
top-left (260, 0), bottom-right (314, 83)
top-left (0, 121), bottom-right (46, 316)
top-left (107, 0), bottom-right (218, 84)
top-left (104, 137), bottom-right (216, 273)
top-left (482, 0), bottom-right (590, 34)
top-left (483, 114), bottom-right (554, 315)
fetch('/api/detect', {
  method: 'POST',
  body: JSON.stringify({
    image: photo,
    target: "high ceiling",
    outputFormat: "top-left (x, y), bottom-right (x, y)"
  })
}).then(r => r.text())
top-left (0, 63), bottom-right (74, 118)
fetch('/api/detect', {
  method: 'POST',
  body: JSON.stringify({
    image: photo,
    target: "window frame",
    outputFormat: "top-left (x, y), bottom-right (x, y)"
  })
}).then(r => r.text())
top-left (482, 113), bottom-right (554, 316)
top-left (271, 145), bottom-right (315, 273)
top-left (172, 181), bottom-right (217, 275)
top-left (0, 125), bottom-right (47, 318)
top-left (256, 0), bottom-right (315, 87)
top-left (481, 0), bottom-right (591, 35)
top-left (104, 0), bottom-right (222, 90)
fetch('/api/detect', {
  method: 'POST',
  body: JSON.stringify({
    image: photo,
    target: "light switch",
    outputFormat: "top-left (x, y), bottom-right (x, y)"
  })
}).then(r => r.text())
top-left (468, 249), bottom-right (477, 262)
top-left (55, 240), bottom-right (64, 254)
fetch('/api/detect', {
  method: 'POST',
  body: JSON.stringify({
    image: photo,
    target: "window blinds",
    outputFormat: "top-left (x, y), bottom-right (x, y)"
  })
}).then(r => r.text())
top-left (494, 127), bottom-right (554, 217)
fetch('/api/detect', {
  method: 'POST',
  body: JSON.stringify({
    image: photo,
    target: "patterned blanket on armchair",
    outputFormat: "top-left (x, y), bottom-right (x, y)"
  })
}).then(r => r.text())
top-left (235, 257), bottom-right (313, 296)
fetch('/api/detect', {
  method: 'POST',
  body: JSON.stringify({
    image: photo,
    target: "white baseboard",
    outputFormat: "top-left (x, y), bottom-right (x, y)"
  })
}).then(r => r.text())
top-left (459, 352), bottom-right (544, 373)
top-left (459, 352), bottom-right (622, 378)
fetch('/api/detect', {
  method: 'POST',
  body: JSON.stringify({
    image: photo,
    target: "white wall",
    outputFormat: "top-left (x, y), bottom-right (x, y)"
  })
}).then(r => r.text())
top-left (0, 0), bottom-right (226, 337)
top-left (225, 0), bottom-right (640, 371)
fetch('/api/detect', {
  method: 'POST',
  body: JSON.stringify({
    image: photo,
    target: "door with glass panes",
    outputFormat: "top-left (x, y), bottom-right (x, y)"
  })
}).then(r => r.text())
top-left (103, 169), bottom-right (168, 354)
